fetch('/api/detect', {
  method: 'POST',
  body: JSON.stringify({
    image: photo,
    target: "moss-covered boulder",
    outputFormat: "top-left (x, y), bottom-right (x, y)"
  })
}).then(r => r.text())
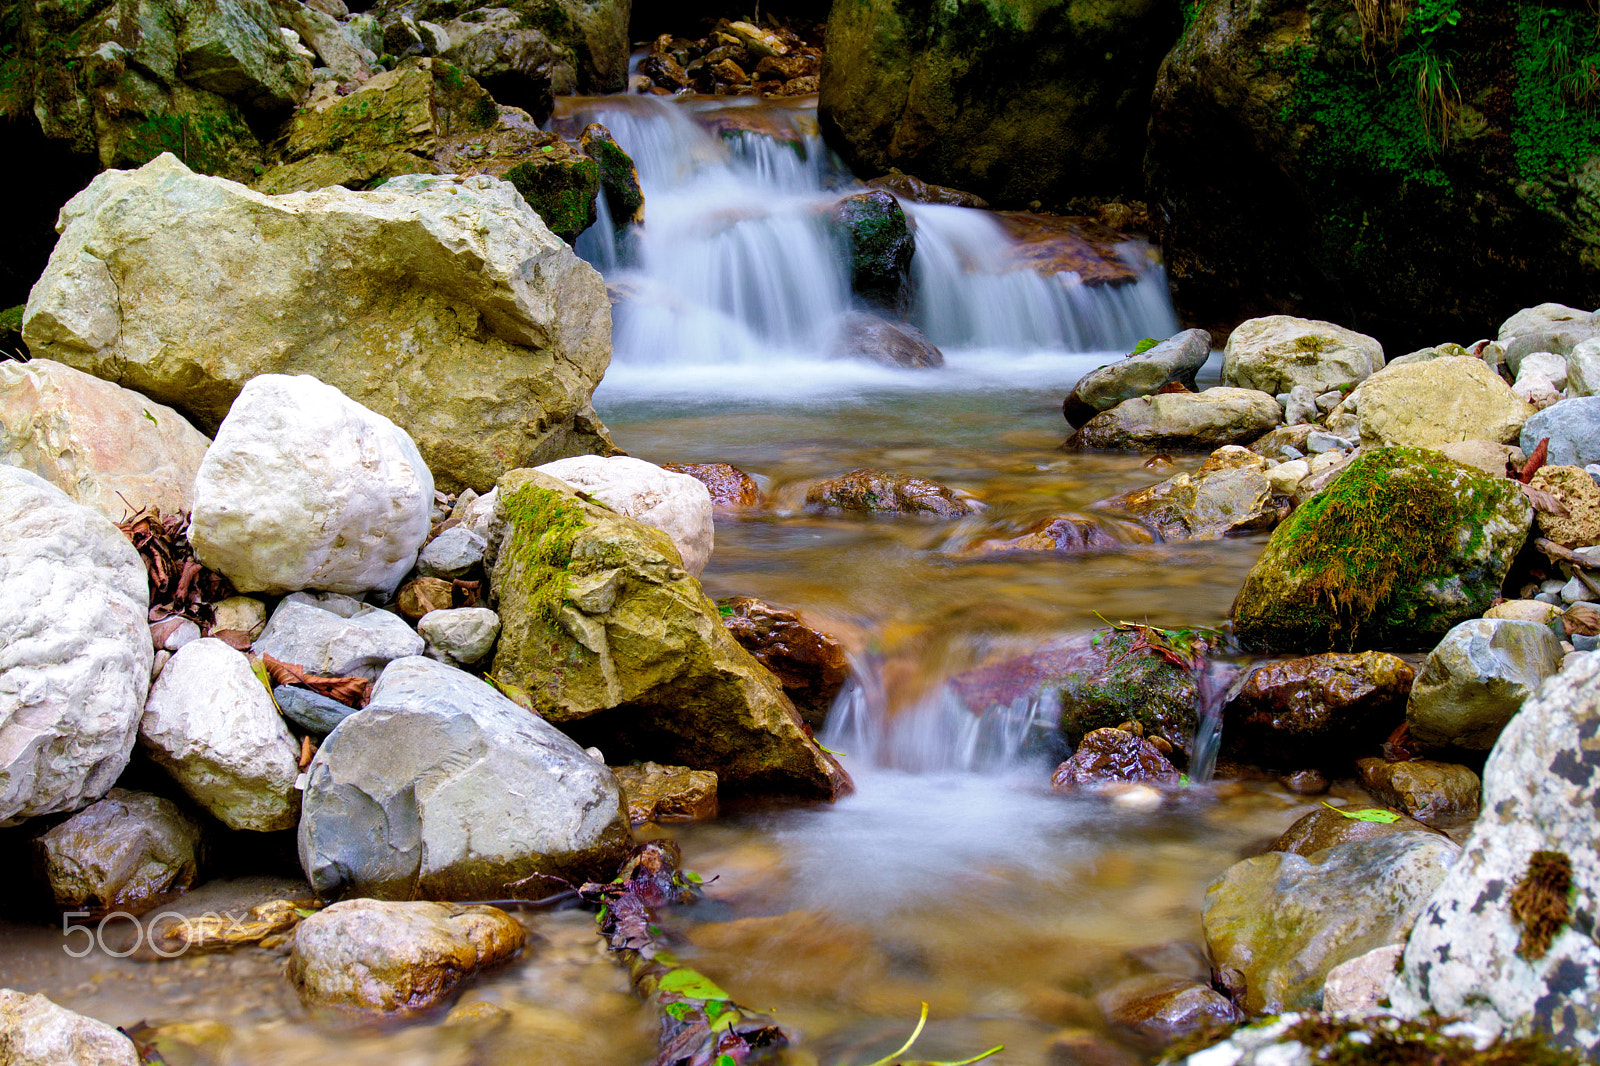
top-left (1148, 0), bottom-right (1600, 350)
top-left (1231, 448), bottom-right (1533, 651)
top-left (828, 190), bottom-right (914, 314)
top-left (502, 141), bottom-right (600, 245)
top-left (580, 122), bottom-right (643, 230)
top-left (947, 628), bottom-right (1200, 761)
top-left (487, 471), bottom-right (851, 800)
top-left (818, 0), bottom-right (1183, 206)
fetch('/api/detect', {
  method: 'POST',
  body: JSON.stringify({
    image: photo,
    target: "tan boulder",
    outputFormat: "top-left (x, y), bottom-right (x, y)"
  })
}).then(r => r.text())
top-left (0, 359), bottom-right (210, 520)
top-left (1350, 357), bottom-right (1531, 449)
top-left (1069, 388), bottom-right (1283, 451)
top-left (1529, 464), bottom-right (1600, 548)
top-left (1222, 315), bottom-right (1384, 395)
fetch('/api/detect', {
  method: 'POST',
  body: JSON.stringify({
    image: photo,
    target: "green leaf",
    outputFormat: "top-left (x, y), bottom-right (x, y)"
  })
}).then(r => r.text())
top-left (685, 871), bottom-right (704, 883)
top-left (664, 1002), bottom-right (691, 1021)
top-left (1322, 801), bottom-right (1402, 823)
top-left (657, 967), bottom-right (731, 1002)
top-left (816, 741), bottom-right (848, 757)
top-left (716, 1055), bottom-right (737, 1066)
top-left (1130, 337), bottom-right (1160, 356)
top-left (141, 408), bottom-right (159, 426)
top-left (718, 604), bottom-right (734, 617)
top-left (1178, 773), bottom-right (1190, 785)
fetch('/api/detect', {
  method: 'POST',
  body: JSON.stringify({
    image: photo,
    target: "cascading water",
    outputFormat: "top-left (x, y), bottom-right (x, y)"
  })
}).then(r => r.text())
top-left (556, 94), bottom-right (1179, 399)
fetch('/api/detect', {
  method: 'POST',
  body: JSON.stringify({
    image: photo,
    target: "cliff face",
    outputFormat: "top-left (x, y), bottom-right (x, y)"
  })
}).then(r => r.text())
top-left (1146, 0), bottom-right (1600, 350)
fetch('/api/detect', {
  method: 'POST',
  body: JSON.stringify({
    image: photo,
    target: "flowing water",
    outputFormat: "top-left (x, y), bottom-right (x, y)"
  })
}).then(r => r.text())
top-left (0, 95), bottom-right (1366, 1065)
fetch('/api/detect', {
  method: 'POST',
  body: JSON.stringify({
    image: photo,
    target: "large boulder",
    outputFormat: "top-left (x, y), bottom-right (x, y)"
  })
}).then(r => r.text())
top-left (818, 0), bottom-right (1183, 206)
top-left (1391, 652), bottom-right (1600, 1059)
top-left (0, 989), bottom-right (139, 1066)
top-left (139, 638), bottom-right (301, 832)
top-left (1068, 388), bottom-right (1283, 451)
top-left (369, 0), bottom-right (630, 93)
top-left (828, 190), bottom-right (914, 314)
top-left (22, 154), bottom-right (615, 494)
top-left (0, 359), bottom-right (211, 521)
top-left (1348, 357), bottom-right (1532, 449)
top-left (1231, 448), bottom-right (1532, 651)
top-left (0, 466), bottom-right (150, 825)
top-left (1221, 316), bottom-right (1384, 395)
top-left (1521, 396), bottom-right (1600, 469)
top-left (1061, 328), bottom-right (1212, 427)
top-left (35, 789), bottom-right (202, 916)
top-left (188, 374), bottom-right (433, 596)
top-left (287, 899), bottom-right (526, 1014)
top-left (298, 655), bottom-right (633, 900)
top-left (1203, 832), bottom-right (1460, 1014)
top-left (1406, 618), bottom-right (1565, 751)
top-left (1147, 1), bottom-right (1600, 351)
top-left (486, 471), bottom-right (850, 799)
top-left (535, 455), bottom-right (714, 578)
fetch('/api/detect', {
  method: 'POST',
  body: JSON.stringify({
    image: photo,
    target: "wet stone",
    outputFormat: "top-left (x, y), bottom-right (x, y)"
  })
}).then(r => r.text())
top-left (1356, 757), bottom-right (1481, 827)
top-left (800, 468), bottom-right (982, 518)
top-left (1094, 973), bottom-right (1241, 1049)
top-left (1222, 651), bottom-right (1414, 769)
top-left (1051, 728), bottom-right (1179, 792)
top-left (718, 596), bottom-right (850, 729)
top-left (662, 462), bottom-right (762, 511)
top-left (35, 789), bottom-right (201, 916)
top-left (611, 762), bottom-right (719, 824)
top-left (1269, 802), bottom-right (1438, 857)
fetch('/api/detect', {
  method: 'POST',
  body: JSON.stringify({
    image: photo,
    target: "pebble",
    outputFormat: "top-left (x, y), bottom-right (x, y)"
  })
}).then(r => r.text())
top-left (1306, 431), bottom-right (1355, 454)
top-left (1279, 445), bottom-right (1306, 460)
top-left (274, 685), bottom-right (360, 736)
top-left (416, 526), bottom-right (487, 580)
top-left (1576, 634), bottom-right (1599, 651)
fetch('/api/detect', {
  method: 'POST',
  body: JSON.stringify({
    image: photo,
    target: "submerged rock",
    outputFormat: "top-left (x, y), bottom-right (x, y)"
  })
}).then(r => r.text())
top-left (661, 462), bottom-right (762, 512)
top-left (1203, 832), bottom-right (1460, 1014)
top-left (1103, 445), bottom-right (1281, 540)
top-left (22, 154), bottom-right (614, 494)
top-left (288, 900), bottom-right (526, 1015)
top-left (1095, 973), bottom-right (1241, 1048)
top-left (487, 471), bottom-right (849, 799)
top-left (954, 513), bottom-right (1155, 557)
top-left (1221, 316), bottom-right (1384, 396)
top-left (1222, 651), bottom-right (1414, 769)
top-left (612, 763), bottom-right (719, 824)
top-left (35, 789), bottom-right (201, 916)
top-left (1068, 388), bottom-right (1283, 452)
top-left (0, 466), bottom-right (151, 824)
top-left (1390, 652), bottom-right (1600, 1058)
top-left (0, 359), bottom-right (212, 521)
top-left (799, 468), bottom-right (981, 517)
top-left (1231, 448), bottom-right (1532, 651)
top-left (1406, 618), bottom-right (1564, 750)
top-left (827, 312), bottom-right (944, 368)
top-left (300, 656), bottom-right (632, 900)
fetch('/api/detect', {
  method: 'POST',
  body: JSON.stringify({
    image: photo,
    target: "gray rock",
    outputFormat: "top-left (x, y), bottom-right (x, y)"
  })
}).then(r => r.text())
top-left (417, 608), bottom-right (501, 666)
top-left (1406, 619), bottom-right (1565, 750)
top-left (274, 686), bottom-right (360, 736)
top-left (189, 374), bottom-right (435, 597)
top-left (1566, 337), bottom-right (1600, 398)
top-left (0, 989), bottom-right (139, 1066)
top-left (298, 656), bottom-right (633, 900)
top-left (0, 466), bottom-right (151, 824)
top-left (1521, 396), bottom-right (1600, 468)
top-left (1223, 315), bottom-right (1384, 395)
top-left (1391, 652), bottom-right (1600, 1058)
top-left (1321, 944), bottom-right (1405, 1013)
top-left (1284, 384), bottom-right (1317, 426)
top-left (1061, 328), bottom-right (1212, 424)
top-left (827, 311), bottom-right (944, 368)
top-left (256, 598), bottom-right (425, 681)
top-left (1306, 431), bottom-right (1354, 453)
top-left (139, 638), bottom-right (301, 831)
top-left (288, 899), bottom-right (525, 1014)
top-left (416, 526), bottom-right (487, 580)
top-left (35, 789), bottom-right (201, 915)
top-left (1069, 387), bottom-right (1284, 451)
top-left (1203, 832), bottom-right (1461, 1014)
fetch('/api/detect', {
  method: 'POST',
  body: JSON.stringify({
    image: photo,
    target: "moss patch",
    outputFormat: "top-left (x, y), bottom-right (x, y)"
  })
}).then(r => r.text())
top-left (1279, 1012), bottom-right (1583, 1065)
top-left (499, 482), bottom-right (586, 637)
top-left (503, 151), bottom-right (600, 244)
top-left (1510, 848), bottom-right (1574, 961)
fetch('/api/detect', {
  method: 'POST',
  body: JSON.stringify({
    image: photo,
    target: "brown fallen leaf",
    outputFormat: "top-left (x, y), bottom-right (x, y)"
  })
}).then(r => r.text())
top-left (258, 654), bottom-right (372, 708)
top-left (209, 628), bottom-right (254, 651)
top-left (1520, 482), bottom-right (1570, 517)
top-left (1518, 437), bottom-right (1550, 484)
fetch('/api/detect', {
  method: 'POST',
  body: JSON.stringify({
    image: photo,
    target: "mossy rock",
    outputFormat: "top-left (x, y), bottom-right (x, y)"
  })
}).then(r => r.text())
top-left (503, 144), bottom-right (600, 245)
top-left (488, 470), bottom-right (851, 799)
top-left (828, 189), bottom-right (914, 313)
top-left (1231, 447), bottom-right (1533, 652)
top-left (579, 122), bottom-right (643, 229)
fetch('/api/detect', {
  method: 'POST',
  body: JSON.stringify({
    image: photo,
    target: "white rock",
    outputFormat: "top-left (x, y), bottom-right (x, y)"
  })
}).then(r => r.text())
top-left (189, 374), bottom-right (434, 596)
top-left (255, 598), bottom-right (425, 681)
top-left (139, 638), bottom-right (301, 831)
top-left (535, 455), bottom-right (715, 576)
top-left (0, 359), bottom-right (211, 521)
top-left (1518, 350), bottom-right (1569, 391)
top-left (1567, 337), bottom-right (1600, 398)
top-left (1222, 316), bottom-right (1384, 395)
top-left (0, 989), bottom-right (138, 1066)
top-left (0, 466), bottom-right (150, 824)
top-left (1267, 458), bottom-right (1310, 496)
top-left (418, 608), bottom-right (501, 665)
top-left (454, 486), bottom-right (499, 538)
top-left (417, 526), bottom-right (487, 579)
top-left (1322, 944), bottom-right (1403, 1013)
top-left (211, 595), bottom-right (268, 638)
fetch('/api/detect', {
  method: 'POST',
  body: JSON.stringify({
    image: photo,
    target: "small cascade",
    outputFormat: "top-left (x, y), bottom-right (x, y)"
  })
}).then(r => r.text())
top-left (552, 94), bottom-right (1181, 390)
top-left (1186, 657), bottom-right (1241, 784)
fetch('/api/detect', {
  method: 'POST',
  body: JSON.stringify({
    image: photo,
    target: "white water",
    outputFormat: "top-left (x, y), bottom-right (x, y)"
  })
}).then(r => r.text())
top-left (558, 94), bottom-right (1179, 403)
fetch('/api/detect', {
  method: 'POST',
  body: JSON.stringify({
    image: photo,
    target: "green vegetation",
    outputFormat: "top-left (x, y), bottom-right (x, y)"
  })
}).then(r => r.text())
top-left (1281, 1013), bottom-right (1583, 1065)
top-left (504, 152), bottom-right (601, 243)
top-left (1511, 4), bottom-right (1600, 185)
top-left (500, 482), bottom-right (587, 636)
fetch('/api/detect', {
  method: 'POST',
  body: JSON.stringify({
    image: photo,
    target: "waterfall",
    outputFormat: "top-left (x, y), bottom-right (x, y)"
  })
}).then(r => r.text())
top-left (553, 95), bottom-right (1180, 395)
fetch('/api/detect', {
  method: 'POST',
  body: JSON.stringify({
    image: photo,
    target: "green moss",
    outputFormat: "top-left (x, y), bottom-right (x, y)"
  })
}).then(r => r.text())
top-left (1056, 629), bottom-right (1198, 758)
top-left (1279, 1013), bottom-right (1582, 1065)
top-left (500, 483), bottom-right (587, 635)
top-left (503, 153), bottom-right (600, 243)
top-left (518, 3), bottom-right (574, 38)
top-left (1510, 849), bottom-right (1574, 961)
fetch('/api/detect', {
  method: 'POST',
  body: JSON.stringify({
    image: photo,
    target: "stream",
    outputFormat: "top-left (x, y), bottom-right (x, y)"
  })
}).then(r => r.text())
top-left (0, 94), bottom-right (1375, 1065)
